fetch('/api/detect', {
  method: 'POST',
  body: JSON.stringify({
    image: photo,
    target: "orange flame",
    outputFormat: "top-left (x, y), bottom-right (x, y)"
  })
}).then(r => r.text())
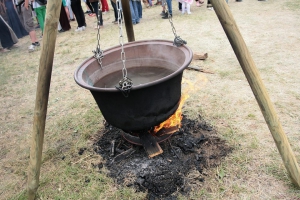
top-left (153, 94), bottom-right (189, 133)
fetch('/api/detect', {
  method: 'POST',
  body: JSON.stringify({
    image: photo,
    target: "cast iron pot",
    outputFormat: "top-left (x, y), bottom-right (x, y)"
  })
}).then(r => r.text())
top-left (74, 40), bottom-right (193, 132)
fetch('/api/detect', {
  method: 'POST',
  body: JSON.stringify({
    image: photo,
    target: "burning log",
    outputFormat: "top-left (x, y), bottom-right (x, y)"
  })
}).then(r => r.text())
top-left (139, 132), bottom-right (163, 158)
top-left (120, 95), bottom-right (189, 158)
top-left (153, 126), bottom-right (179, 137)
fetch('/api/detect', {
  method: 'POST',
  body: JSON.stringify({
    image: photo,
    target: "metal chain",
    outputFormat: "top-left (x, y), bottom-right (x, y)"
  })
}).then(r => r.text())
top-left (115, 0), bottom-right (133, 97)
top-left (92, 0), bottom-right (104, 68)
top-left (162, 0), bottom-right (187, 47)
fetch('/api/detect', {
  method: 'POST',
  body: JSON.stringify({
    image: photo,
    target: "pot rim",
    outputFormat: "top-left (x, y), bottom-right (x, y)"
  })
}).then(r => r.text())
top-left (74, 39), bottom-right (193, 92)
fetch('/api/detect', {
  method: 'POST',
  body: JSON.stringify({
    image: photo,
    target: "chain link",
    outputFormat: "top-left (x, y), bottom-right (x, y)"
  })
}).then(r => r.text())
top-left (92, 0), bottom-right (104, 68)
top-left (162, 0), bottom-right (187, 47)
top-left (116, 0), bottom-right (133, 97)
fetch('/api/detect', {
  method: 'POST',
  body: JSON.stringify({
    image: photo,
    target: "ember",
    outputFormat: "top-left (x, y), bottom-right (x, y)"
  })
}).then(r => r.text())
top-left (92, 115), bottom-right (232, 199)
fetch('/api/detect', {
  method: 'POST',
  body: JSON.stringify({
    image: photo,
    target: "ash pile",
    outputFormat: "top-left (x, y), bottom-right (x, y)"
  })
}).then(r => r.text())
top-left (93, 115), bottom-right (232, 199)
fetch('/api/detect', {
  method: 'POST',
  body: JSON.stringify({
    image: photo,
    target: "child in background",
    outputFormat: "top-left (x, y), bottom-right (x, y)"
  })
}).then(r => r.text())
top-left (32, 0), bottom-right (46, 35)
top-left (180, 0), bottom-right (193, 14)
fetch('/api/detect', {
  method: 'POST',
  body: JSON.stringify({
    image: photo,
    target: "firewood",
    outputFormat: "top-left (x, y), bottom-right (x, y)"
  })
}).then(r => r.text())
top-left (112, 148), bottom-right (135, 163)
top-left (193, 52), bottom-right (208, 60)
top-left (139, 132), bottom-right (163, 158)
top-left (187, 65), bottom-right (215, 74)
top-left (155, 126), bottom-right (179, 137)
top-left (110, 140), bottom-right (115, 157)
top-left (187, 65), bottom-right (202, 71)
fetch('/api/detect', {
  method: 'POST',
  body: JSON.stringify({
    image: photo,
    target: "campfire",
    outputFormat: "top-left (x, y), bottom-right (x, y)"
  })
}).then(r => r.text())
top-left (152, 94), bottom-right (189, 135)
top-left (122, 94), bottom-right (189, 158)
top-left (93, 114), bottom-right (232, 199)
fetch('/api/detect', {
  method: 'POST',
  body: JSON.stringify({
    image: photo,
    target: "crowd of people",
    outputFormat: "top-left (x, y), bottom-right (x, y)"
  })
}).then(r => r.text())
top-left (1, 0), bottom-right (266, 53)
top-left (0, 0), bottom-right (116, 52)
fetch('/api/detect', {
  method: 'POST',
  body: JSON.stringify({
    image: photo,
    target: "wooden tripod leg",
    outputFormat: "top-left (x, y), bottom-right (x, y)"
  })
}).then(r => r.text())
top-left (27, 1), bottom-right (62, 199)
top-left (210, 0), bottom-right (300, 188)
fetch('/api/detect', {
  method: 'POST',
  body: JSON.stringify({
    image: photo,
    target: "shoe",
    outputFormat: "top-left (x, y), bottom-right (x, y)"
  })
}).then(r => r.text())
top-left (236, 0), bottom-right (242, 1)
top-left (82, 26), bottom-right (86, 30)
top-left (85, 10), bottom-right (92, 14)
top-left (9, 44), bottom-right (19, 49)
top-left (207, 7), bottom-right (214, 10)
top-left (58, 29), bottom-right (65, 33)
top-left (0, 48), bottom-right (10, 52)
top-left (34, 42), bottom-right (40, 46)
top-left (28, 44), bottom-right (35, 52)
top-left (160, 11), bottom-right (166, 16)
top-left (70, 18), bottom-right (75, 21)
top-left (75, 27), bottom-right (83, 32)
top-left (162, 13), bottom-right (171, 19)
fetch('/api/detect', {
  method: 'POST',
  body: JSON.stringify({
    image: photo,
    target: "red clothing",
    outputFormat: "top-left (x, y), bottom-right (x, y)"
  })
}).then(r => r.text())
top-left (100, 0), bottom-right (109, 11)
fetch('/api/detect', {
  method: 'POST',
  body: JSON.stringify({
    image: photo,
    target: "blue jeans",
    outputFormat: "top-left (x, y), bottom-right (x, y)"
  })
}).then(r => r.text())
top-left (137, 1), bottom-right (142, 18)
top-left (165, 0), bottom-right (172, 15)
top-left (129, 0), bottom-right (139, 24)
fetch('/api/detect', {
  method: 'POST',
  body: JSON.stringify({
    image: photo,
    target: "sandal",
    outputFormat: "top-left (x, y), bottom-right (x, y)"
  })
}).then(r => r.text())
top-left (0, 48), bottom-right (10, 53)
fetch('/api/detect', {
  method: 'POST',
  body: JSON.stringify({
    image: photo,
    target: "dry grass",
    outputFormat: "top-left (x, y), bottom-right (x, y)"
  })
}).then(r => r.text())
top-left (1, 0), bottom-right (300, 199)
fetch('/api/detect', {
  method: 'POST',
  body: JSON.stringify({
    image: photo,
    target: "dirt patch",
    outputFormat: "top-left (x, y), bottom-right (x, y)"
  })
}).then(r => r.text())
top-left (92, 115), bottom-right (232, 199)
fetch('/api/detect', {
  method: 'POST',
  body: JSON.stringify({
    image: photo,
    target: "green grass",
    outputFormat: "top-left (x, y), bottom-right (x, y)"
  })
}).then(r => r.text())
top-left (2, 0), bottom-right (300, 199)
top-left (285, 0), bottom-right (300, 11)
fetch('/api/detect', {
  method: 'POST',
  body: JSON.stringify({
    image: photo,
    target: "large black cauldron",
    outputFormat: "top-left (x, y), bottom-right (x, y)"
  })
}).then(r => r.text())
top-left (74, 40), bottom-right (192, 132)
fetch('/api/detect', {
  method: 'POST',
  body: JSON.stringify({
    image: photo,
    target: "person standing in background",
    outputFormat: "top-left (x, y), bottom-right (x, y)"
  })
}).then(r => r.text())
top-left (129, 0), bottom-right (139, 25)
top-left (66, 0), bottom-right (75, 20)
top-left (15, 0), bottom-right (40, 52)
top-left (0, 15), bottom-right (18, 52)
top-left (161, 0), bottom-right (172, 19)
top-left (100, 0), bottom-right (109, 12)
top-left (136, 0), bottom-right (142, 19)
top-left (71, 0), bottom-right (86, 31)
top-left (180, 0), bottom-right (193, 14)
top-left (110, 0), bottom-right (122, 24)
top-left (32, 0), bottom-right (46, 35)
top-left (89, 0), bottom-right (103, 28)
top-left (0, 0), bottom-right (28, 38)
top-left (58, 0), bottom-right (71, 32)
top-left (86, 0), bottom-right (95, 16)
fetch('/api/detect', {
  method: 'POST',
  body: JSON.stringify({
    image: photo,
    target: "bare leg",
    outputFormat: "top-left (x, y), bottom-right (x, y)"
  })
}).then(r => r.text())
top-left (29, 31), bottom-right (38, 43)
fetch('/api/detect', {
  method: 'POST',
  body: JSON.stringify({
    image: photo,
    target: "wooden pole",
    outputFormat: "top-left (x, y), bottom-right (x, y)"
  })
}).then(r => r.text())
top-left (27, 0), bottom-right (62, 199)
top-left (120, 0), bottom-right (135, 42)
top-left (210, 0), bottom-right (300, 187)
